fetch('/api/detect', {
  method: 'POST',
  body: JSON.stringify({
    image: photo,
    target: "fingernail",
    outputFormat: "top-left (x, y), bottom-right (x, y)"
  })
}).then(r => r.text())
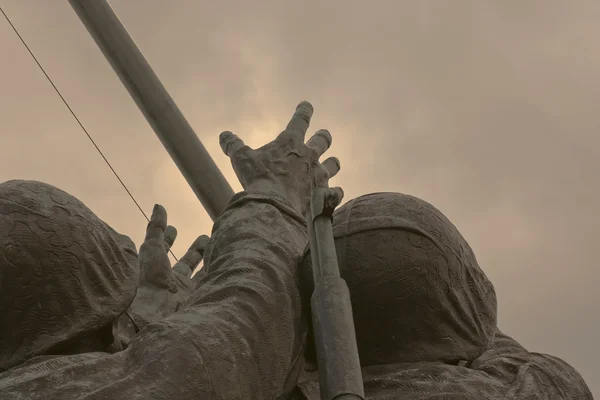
top-left (316, 129), bottom-right (332, 145)
top-left (219, 131), bottom-right (233, 144)
top-left (331, 156), bottom-right (340, 169)
top-left (297, 101), bottom-right (313, 111)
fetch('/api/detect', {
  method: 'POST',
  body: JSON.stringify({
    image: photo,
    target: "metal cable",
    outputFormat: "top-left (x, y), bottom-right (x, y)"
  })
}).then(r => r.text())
top-left (1, 6), bottom-right (179, 261)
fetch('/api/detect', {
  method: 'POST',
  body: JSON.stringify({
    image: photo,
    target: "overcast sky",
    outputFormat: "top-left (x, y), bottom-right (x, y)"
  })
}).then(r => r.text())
top-left (1, 0), bottom-right (598, 394)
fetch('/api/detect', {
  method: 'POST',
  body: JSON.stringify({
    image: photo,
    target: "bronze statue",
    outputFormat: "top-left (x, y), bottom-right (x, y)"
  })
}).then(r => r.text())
top-left (0, 102), bottom-right (592, 399)
top-left (294, 192), bottom-right (592, 398)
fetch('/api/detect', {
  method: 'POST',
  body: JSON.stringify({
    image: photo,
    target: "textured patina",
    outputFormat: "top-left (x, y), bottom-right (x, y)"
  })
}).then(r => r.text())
top-left (0, 101), bottom-right (592, 398)
top-left (295, 192), bottom-right (592, 399)
top-left (301, 192), bottom-right (497, 367)
top-left (0, 180), bottom-right (139, 371)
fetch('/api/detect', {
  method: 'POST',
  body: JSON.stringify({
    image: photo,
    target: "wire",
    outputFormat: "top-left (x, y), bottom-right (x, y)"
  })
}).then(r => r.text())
top-left (1, 6), bottom-right (179, 261)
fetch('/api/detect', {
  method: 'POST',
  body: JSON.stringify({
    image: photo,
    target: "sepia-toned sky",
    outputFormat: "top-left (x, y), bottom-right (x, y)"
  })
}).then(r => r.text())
top-left (1, 0), bottom-right (598, 394)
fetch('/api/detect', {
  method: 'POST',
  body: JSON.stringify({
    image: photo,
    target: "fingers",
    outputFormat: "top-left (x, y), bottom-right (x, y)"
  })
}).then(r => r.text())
top-left (145, 204), bottom-right (167, 242)
top-left (219, 131), bottom-right (249, 157)
top-left (192, 266), bottom-right (207, 283)
top-left (164, 225), bottom-right (178, 252)
top-left (172, 235), bottom-right (210, 278)
top-left (139, 205), bottom-right (174, 290)
top-left (188, 234), bottom-right (210, 254)
top-left (285, 101), bottom-right (314, 140)
top-left (321, 156), bottom-right (340, 179)
top-left (306, 129), bottom-right (332, 158)
top-left (172, 262), bottom-right (194, 278)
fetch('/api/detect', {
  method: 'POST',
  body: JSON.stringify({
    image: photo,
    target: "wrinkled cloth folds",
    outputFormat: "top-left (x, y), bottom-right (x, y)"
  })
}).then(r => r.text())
top-left (0, 191), bottom-right (308, 400)
top-left (293, 329), bottom-right (593, 399)
top-left (0, 180), bottom-right (139, 371)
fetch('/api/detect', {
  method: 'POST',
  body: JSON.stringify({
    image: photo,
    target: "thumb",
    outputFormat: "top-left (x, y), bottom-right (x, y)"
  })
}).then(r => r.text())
top-left (219, 131), bottom-right (250, 157)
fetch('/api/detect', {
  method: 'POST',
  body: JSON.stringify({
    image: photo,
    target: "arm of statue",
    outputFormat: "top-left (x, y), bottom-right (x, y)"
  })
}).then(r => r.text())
top-left (116, 101), bottom-right (339, 399)
top-left (0, 102), bottom-right (339, 400)
top-left (87, 192), bottom-right (308, 399)
top-left (471, 329), bottom-right (594, 399)
top-left (0, 193), bottom-right (312, 400)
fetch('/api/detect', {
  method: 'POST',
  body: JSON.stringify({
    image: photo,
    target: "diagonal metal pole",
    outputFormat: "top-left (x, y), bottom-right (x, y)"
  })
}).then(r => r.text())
top-left (68, 0), bottom-right (234, 221)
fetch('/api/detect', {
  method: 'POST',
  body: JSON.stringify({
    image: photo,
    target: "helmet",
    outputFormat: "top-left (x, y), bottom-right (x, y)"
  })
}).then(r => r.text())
top-left (0, 180), bottom-right (139, 370)
top-left (301, 192), bottom-right (497, 366)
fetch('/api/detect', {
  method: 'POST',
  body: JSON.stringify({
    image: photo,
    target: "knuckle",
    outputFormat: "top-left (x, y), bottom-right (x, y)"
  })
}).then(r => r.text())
top-left (231, 144), bottom-right (251, 159)
top-left (306, 146), bottom-right (320, 161)
top-left (315, 164), bottom-right (328, 181)
top-left (296, 112), bottom-right (311, 124)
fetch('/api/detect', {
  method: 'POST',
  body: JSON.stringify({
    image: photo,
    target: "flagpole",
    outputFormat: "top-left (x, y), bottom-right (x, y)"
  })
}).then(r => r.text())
top-left (68, 0), bottom-right (234, 221)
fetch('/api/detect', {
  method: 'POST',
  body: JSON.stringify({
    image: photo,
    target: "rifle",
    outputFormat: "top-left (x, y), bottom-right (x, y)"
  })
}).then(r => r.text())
top-left (307, 187), bottom-right (365, 400)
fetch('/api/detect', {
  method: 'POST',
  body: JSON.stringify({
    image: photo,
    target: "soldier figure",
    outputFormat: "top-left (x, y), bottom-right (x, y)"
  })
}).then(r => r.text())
top-left (294, 192), bottom-right (592, 398)
top-left (0, 102), bottom-right (592, 399)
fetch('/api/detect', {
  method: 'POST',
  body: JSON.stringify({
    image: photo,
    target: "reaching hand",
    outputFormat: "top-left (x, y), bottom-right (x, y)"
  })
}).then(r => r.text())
top-left (131, 205), bottom-right (209, 328)
top-left (139, 205), bottom-right (208, 285)
top-left (219, 101), bottom-right (340, 215)
top-left (138, 205), bottom-right (177, 292)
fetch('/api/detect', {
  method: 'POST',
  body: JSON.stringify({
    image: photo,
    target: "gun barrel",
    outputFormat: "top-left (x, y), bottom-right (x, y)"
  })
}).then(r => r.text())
top-left (308, 188), bottom-right (365, 400)
top-left (68, 0), bottom-right (234, 221)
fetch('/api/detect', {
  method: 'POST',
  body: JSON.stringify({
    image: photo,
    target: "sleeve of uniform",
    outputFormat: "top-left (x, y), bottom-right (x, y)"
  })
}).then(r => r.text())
top-left (102, 191), bottom-right (309, 399)
top-left (492, 352), bottom-right (593, 399)
top-left (471, 330), bottom-right (593, 399)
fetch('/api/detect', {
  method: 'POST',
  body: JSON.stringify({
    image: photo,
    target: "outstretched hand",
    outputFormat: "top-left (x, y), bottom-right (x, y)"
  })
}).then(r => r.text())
top-left (219, 101), bottom-right (340, 215)
top-left (139, 205), bottom-right (208, 285)
top-left (138, 205), bottom-right (177, 291)
top-left (131, 205), bottom-right (209, 327)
